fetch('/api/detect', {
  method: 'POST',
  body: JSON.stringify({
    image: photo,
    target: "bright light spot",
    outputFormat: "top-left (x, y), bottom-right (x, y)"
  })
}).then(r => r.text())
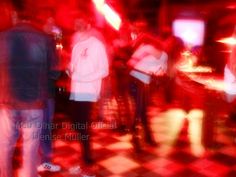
top-left (92, 0), bottom-right (105, 12)
top-left (56, 43), bottom-right (63, 50)
top-left (178, 65), bottom-right (213, 73)
top-left (187, 74), bottom-right (225, 91)
top-left (162, 108), bottom-right (205, 157)
top-left (187, 109), bottom-right (205, 157)
top-left (92, 0), bottom-right (122, 30)
top-left (173, 19), bottom-right (205, 46)
top-left (182, 50), bottom-right (191, 57)
top-left (217, 37), bottom-right (236, 45)
top-left (182, 30), bottom-right (198, 44)
top-left (177, 50), bottom-right (213, 74)
top-left (102, 4), bottom-right (121, 30)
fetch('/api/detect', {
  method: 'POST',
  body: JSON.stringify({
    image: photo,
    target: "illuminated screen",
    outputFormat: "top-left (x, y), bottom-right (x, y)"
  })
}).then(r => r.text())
top-left (173, 19), bottom-right (205, 46)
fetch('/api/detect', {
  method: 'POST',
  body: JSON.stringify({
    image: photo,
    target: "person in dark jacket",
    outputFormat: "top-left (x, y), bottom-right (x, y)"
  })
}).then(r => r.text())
top-left (0, 1), bottom-right (59, 177)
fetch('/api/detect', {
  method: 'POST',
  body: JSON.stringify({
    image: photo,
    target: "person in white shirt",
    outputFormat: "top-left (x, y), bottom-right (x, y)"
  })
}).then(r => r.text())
top-left (127, 34), bottom-right (168, 152)
top-left (67, 18), bottom-right (109, 166)
top-left (224, 36), bottom-right (236, 121)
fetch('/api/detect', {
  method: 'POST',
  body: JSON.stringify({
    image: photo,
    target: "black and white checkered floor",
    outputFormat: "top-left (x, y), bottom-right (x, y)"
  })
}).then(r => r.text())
top-left (14, 88), bottom-right (236, 177)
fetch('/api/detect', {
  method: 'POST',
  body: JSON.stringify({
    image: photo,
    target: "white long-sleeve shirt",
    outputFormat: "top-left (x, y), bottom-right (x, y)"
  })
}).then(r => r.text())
top-left (129, 44), bottom-right (168, 84)
top-left (224, 65), bottom-right (236, 95)
top-left (69, 36), bottom-right (109, 102)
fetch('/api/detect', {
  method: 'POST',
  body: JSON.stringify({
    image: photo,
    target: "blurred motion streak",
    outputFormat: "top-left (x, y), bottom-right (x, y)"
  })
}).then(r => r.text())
top-left (162, 108), bottom-right (205, 157)
top-left (92, 0), bottom-right (105, 12)
top-left (93, 0), bottom-right (121, 30)
top-left (217, 37), bottom-right (236, 45)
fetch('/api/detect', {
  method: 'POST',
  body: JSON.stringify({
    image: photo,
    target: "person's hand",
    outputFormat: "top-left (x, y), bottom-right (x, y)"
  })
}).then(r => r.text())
top-left (65, 69), bottom-right (71, 77)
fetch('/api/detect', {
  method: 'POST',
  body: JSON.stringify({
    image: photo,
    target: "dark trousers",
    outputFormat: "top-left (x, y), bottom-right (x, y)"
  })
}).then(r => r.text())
top-left (129, 77), bottom-right (153, 143)
top-left (164, 76), bottom-right (175, 104)
top-left (69, 101), bottom-right (93, 164)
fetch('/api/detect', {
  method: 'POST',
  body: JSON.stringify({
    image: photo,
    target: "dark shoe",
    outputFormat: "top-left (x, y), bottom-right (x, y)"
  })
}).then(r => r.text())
top-left (84, 157), bottom-right (95, 166)
top-left (145, 135), bottom-right (158, 147)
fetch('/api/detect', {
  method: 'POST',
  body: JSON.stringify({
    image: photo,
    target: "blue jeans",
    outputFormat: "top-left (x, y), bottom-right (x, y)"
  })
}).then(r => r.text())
top-left (0, 109), bottom-right (43, 177)
top-left (40, 98), bottom-right (55, 163)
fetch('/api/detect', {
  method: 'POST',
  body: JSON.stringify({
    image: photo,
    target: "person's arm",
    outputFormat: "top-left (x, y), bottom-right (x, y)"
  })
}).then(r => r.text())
top-left (127, 44), bottom-right (147, 68)
top-left (127, 44), bottom-right (162, 68)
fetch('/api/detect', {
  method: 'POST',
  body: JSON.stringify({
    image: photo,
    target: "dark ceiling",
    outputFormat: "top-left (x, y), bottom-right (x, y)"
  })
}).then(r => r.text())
top-left (118, 0), bottom-right (236, 24)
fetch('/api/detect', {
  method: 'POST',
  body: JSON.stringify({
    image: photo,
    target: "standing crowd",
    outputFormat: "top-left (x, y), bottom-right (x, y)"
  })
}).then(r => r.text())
top-left (0, 0), bottom-right (220, 177)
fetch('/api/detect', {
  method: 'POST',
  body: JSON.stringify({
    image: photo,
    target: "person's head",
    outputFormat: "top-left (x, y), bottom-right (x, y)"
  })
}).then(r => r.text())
top-left (74, 18), bottom-right (91, 32)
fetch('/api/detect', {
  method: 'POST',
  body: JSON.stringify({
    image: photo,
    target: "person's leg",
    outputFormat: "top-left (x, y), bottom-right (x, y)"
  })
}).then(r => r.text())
top-left (38, 98), bottom-right (61, 172)
top-left (40, 98), bottom-right (54, 163)
top-left (80, 102), bottom-right (93, 165)
top-left (140, 84), bottom-right (157, 145)
top-left (187, 109), bottom-right (205, 157)
top-left (129, 79), bottom-right (143, 151)
top-left (21, 109), bottom-right (43, 177)
top-left (70, 101), bottom-right (93, 165)
top-left (0, 109), bottom-right (19, 177)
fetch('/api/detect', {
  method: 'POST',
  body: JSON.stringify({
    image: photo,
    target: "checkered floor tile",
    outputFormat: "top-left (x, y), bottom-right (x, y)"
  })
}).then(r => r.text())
top-left (13, 89), bottom-right (236, 177)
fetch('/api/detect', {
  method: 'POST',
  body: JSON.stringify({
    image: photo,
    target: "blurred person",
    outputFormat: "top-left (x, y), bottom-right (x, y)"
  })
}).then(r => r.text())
top-left (224, 28), bottom-right (236, 121)
top-left (127, 34), bottom-right (168, 152)
top-left (111, 38), bottom-right (133, 133)
top-left (172, 44), bottom-right (206, 157)
top-left (0, 0), bottom-right (59, 177)
top-left (37, 14), bottom-right (61, 172)
top-left (67, 17), bottom-right (109, 176)
top-left (161, 26), bottom-right (185, 104)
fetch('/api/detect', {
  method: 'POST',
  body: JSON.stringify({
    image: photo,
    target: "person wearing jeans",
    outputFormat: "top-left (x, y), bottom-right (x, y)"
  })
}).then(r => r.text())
top-left (37, 12), bottom-right (62, 173)
top-left (0, 1), bottom-right (60, 176)
top-left (41, 99), bottom-right (55, 163)
top-left (38, 98), bottom-right (61, 172)
top-left (0, 109), bottom-right (43, 177)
